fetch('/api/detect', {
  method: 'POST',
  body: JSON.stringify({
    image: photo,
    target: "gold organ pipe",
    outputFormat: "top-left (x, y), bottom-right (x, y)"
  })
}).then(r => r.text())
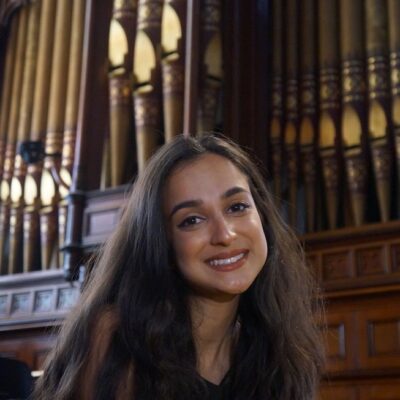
top-left (41, 0), bottom-right (73, 270)
top-left (161, 0), bottom-right (186, 141)
top-left (0, 16), bottom-right (18, 274)
top-left (9, 1), bottom-right (41, 273)
top-left (318, 0), bottom-right (341, 229)
top-left (133, 0), bottom-right (163, 171)
top-left (365, 0), bottom-right (392, 222)
top-left (24, 0), bottom-right (58, 271)
top-left (4, 7), bottom-right (29, 274)
top-left (340, 0), bottom-right (368, 227)
top-left (0, 18), bottom-right (18, 180)
top-left (108, 0), bottom-right (137, 186)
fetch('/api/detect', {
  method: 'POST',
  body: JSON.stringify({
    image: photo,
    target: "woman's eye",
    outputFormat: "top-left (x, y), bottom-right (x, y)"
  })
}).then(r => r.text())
top-left (178, 216), bottom-right (203, 228)
top-left (228, 202), bottom-right (250, 213)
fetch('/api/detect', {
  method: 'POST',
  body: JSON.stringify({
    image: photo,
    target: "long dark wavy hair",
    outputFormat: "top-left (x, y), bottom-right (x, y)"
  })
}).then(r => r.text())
top-left (34, 134), bottom-right (324, 400)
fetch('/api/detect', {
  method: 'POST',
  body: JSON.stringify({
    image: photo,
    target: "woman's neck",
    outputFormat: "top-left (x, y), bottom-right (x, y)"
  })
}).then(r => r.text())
top-left (189, 294), bottom-right (239, 385)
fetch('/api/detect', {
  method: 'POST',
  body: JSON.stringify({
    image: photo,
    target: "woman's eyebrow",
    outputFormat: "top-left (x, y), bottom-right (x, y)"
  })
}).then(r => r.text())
top-left (169, 187), bottom-right (248, 218)
top-left (169, 199), bottom-right (203, 218)
top-left (222, 186), bottom-right (248, 199)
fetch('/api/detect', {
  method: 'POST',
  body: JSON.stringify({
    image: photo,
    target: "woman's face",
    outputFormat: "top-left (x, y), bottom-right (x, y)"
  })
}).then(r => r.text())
top-left (163, 153), bottom-right (268, 300)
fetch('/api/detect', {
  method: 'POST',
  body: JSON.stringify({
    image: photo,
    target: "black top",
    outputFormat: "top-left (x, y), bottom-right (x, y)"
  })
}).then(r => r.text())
top-left (0, 357), bottom-right (33, 399)
top-left (203, 372), bottom-right (231, 400)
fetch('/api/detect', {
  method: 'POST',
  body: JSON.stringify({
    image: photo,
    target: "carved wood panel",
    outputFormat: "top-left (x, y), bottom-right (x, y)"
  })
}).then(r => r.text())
top-left (358, 383), bottom-right (400, 399)
top-left (81, 185), bottom-right (127, 249)
top-left (308, 239), bottom-right (400, 291)
top-left (322, 251), bottom-right (354, 281)
top-left (392, 243), bottom-right (400, 272)
top-left (355, 246), bottom-right (389, 277)
top-left (319, 382), bottom-right (400, 400)
top-left (318, 385), bottom-right (358, 400)
top-left (0, 285), bottom-right (80, 323)
top-left (358, 306), bottom-right (400, 370)
top-left (323, 311), bottom-right (357, 373)
top-left (0, 270), bottom-right (80, 327)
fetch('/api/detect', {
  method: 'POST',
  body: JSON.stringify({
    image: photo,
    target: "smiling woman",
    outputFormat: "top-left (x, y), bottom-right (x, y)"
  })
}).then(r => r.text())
top-left (33, 134), bottom-right (324, 400)
top-left (163, 153), bottom-right (268, 299)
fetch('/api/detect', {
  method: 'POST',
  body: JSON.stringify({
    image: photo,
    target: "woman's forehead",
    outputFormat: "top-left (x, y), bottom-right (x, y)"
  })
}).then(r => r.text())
top-left (162, 154), bottom-right (250, 207)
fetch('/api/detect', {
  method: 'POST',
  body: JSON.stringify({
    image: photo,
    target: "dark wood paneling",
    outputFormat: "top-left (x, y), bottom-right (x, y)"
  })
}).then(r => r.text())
top-left (358, 306), bottom-right (400, 370)
top-left (391, 243), bottom-right (400, 271)
top-left (355, 246), bottom-right (389, 277)
top-left (324, 312), bottom-right (357, 374)
top-left (319, 381), bottom-right (400, 400)
top-left (318, 385), bottom-right (358, 400)
top-left (0, 270), bottom-right (80, 330)
top-left (305, 220), bottom-right (400, 291)
top-left (322, 251), bottom-right (354, 281)
top-left (359, 384), bottom-right (400, 400)
top-left (81, 185), bottom-right (128, 249)
top-left (0, 330), bottom-right (57, 371)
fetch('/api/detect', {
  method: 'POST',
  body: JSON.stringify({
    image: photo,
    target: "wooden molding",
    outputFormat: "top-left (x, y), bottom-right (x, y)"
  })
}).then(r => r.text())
top-left (0, 269), bottom-right (80, 331)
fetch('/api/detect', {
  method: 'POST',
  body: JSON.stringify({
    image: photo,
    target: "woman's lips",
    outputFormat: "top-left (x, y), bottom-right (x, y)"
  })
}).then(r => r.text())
top-left (206, 250), bottom-right (249, 272)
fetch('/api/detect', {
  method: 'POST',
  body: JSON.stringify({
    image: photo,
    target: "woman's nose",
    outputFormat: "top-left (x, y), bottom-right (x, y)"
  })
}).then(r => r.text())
top-left (210, 216), bottom-right (237, 246)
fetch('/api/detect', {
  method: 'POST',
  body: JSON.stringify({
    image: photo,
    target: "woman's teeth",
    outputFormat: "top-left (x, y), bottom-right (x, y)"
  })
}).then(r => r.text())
top-left (209, 253), bottom-right (245, 267)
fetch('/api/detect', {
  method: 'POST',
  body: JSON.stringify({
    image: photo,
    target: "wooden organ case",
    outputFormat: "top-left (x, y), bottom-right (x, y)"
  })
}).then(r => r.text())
top-left (0, 0), bottom-right (398, 398)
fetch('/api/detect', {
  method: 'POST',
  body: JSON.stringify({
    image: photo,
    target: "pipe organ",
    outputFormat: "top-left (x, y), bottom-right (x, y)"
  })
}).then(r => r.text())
top-left (0, 0), bottom-right (223, 276)
top-left (271, 0), bottom-right (399, 232)
top-left (0, 0), bottom-right (399, 397)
